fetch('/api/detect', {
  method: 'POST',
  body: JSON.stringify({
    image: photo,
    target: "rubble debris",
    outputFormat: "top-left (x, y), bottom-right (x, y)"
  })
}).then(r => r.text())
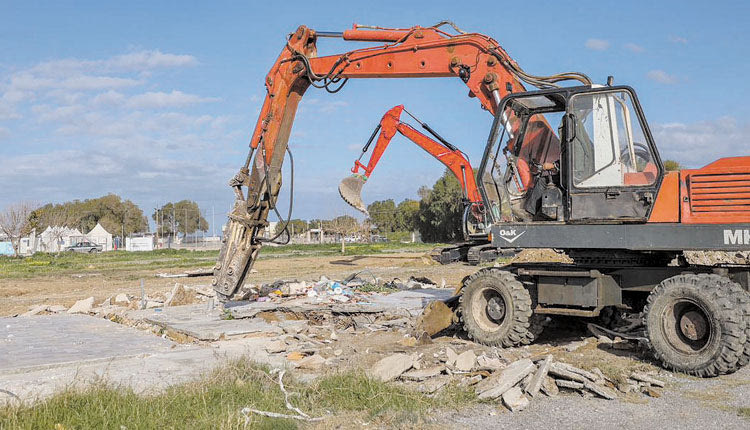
top-left (583, 380), bottom-right (617, 400)
top-left (47, 305), bottom-right (67, 313)
top-left (476, 359), bottom-right (536, 400)
top-left (555, 379), bottom-right (584, 391)
top-left (502, 386), bottom-right (530, 412)
top-left (525, 354), bottom-right (552, 397)
top-left (415, 375), bottom-right (450, 394)
top-left (370, 353), bottom-right (416, 382)
top-left (644, 387), bottom-right (662, 398)
top-left (67, 297), bottom-right (94, 314)
top-left (476, 354), bottom-right (505, 371)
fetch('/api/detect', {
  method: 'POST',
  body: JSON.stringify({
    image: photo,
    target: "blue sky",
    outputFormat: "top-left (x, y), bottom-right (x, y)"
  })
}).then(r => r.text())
top-left (1, 0), bottom-right (749, 233)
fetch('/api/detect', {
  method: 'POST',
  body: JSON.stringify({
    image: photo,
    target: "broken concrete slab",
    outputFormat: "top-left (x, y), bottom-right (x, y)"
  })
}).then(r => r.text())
top-left (552, 362), bottom-right (598, 382)
top-left (127, 304), bottom-right (282, 341)
top-left (583, 380), bottom-right (617, 400)
top-left (445, 347), bottom-right (458, 367)
top-left (555, 379), bottom-right (584, 390)
top-left (502, 387), bottom-right (530, 412)
top-left (264, 340), bottom-right (287, 354)
top-left (402, 365), bottom-right (444, 381)
top-left (67, 297), bottom-right (94, 314)
top-left (631, 372), bottom-right (665, 387)
top-left (476, 359), bottom-right (536, 400)
top-left (476, 354), bottom-right (505, 371)
top-left (548, 362), bottom-right (587, 383)
top-left (525, 354), bottom-right (552, 398)
top-left (114, 293), bottom-right (130, 305)
top-left (297, 354), bottom-right (326, 370)
top-left (20, 304), bottom-right (49, 317)
top-left (454, 350), bottom-right (476, 372)
top-left (370, 353), bottom-right (416, 382)
top-left (415, 375), bottom-right (451, 394)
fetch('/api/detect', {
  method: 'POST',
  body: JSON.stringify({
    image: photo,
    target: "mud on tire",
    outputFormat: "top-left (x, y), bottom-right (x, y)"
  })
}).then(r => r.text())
top-left (643, 274), bottom-right (747, 377)
top-left (459, 268), bottom-right (543, 347)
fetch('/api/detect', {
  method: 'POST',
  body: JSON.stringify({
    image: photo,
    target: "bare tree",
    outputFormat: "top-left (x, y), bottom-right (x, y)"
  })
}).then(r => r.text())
top-left (0, 202), bottom-right (36, 256)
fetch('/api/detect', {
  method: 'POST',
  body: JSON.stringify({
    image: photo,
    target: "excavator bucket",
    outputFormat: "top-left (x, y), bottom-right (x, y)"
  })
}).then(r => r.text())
top-left (338, 175), bottom-right (369, 215)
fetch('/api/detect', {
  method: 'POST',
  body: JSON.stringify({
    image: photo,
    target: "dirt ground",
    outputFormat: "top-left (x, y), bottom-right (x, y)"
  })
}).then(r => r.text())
top-left (0, 252), bottom-right (478, 317)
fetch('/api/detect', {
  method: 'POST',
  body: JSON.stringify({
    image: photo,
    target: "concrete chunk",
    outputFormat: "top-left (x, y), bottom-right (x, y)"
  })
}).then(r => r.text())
top-left (525, 354), bottom-right (552, 397)
top-left (264, 340), bottom-right (287, 354)
top-left (502, 386), bottom-right (530, 412)
top-left (370, 353), bottom-right (416, 382)
top-left (67, 297), bottom-right (94, 314)
top-left (476, 359), bottom-right (536, 400)
top-left (20, 305), bottom-right (48, 317)
top-left (454, 350), bottom-right (476, 372)
top-left (445, 347), bottom-right (458, 367)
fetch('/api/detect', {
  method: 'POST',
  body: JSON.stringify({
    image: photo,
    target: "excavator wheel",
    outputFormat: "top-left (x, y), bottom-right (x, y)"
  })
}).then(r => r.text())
top-left (643, 274), bottom-right (747, 377)
top-left (459, 268), bottom-right (544, 347)
top-left (732, 287), bottom-right (750, 368)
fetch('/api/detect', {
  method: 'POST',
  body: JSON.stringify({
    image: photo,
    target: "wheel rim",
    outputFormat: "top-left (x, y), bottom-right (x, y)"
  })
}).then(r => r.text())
top-left (470, 286), bottom-right (508, 332)
top-left (661, 299), bottom-right (713, 354)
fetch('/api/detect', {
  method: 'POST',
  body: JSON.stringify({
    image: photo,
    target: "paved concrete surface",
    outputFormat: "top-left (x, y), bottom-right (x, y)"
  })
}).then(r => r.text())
top-left (1, 315), bottom-right (175, 372)
top-left (0, 314), bottom-right (284, 404)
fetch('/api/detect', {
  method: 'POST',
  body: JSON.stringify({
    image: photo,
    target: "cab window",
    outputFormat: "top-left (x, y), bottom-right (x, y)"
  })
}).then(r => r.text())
top-left (569, 90), bottom-right (657, 188)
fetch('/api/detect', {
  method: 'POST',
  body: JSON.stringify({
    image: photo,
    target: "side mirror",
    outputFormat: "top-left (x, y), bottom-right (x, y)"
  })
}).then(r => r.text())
top-left (565, 114), bottom-right (577, 143)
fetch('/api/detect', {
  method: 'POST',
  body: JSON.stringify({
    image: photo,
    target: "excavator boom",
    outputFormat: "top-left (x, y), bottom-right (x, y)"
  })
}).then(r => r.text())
top-left (212, 23), bottom-right (590, 299)
top-left (339, 105), bottom-right (482, 216)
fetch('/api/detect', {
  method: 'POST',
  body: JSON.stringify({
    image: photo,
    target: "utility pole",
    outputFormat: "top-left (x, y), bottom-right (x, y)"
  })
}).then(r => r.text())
top-left (212, 205), bottom-right (215, 237)
top-left (185, 208), bottom-right (188, 244)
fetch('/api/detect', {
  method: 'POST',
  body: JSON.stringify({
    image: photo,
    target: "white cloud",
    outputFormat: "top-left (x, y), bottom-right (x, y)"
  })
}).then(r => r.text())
top-left (105, 50), bottom-right (198, 71)
top-left (669, 35), bottom-right (688, 44)
top-left (585, 39), bottom-right (610, 51)
top-left (623, 43), bottom-right (645, 53)
top-left (0, 126), bottom-right (10, 140)
top-left (652, 117), bottom-right (748, 167)
top-left (647, 70), bottom-right (678, 84)
top-left (126, 90), bottom-right (219, 109)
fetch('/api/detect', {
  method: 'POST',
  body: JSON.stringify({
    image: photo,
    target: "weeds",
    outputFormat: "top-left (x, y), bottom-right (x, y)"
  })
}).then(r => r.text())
top-left (0, 359), bottom-right (475, 429)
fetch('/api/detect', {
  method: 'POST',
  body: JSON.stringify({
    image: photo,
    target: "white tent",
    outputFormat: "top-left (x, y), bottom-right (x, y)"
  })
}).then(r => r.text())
top-left (38, 226), bottom-right (82, 252)
top-left (87, 223), bottom-right (113, 252)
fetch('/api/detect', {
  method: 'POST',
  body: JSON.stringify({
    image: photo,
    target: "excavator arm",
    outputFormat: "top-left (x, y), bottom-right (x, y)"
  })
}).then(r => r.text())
top-left (339, 104), bottom-right (482, 215)
top-left (212, 23), bottom-right (591, 299)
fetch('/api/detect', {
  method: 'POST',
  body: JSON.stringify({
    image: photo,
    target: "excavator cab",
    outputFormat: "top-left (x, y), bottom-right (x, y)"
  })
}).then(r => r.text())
top-left (477, 85), bottom-right (663, 230)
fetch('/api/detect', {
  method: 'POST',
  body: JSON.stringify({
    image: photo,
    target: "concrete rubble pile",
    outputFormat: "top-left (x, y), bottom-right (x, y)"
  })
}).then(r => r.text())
top-left (230, 271), bottom-right (441, 304)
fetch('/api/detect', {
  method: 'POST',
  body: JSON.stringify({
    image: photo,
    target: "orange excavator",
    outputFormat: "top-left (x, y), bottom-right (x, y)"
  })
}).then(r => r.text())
top-left (338, 104), bottom-right (482, 217)
top-left (213, 23), bottom-right (750, 377)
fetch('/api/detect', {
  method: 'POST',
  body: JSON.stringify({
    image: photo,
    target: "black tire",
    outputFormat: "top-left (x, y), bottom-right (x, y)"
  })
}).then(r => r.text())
top-left (732, 287), bottom-right (750, 369)
top-left (643, 274), bottom-right (746, 377)
top-left (459, 268), bottom-right (543, 347)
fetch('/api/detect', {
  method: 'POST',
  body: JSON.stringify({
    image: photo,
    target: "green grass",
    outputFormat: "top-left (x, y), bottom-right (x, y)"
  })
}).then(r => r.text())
top-left (738, 407), bottom-right (750, 419)
top-left (0, 242), bottom-right (438, 279)
top-left (0, 360), bottom-right (475, 429)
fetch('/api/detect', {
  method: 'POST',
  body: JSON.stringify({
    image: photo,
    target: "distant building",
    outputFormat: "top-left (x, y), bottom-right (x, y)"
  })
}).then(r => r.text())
top-left (38, 226), bottom-right (83, 252)
top-left (126, 234), bottom-right (155, 252)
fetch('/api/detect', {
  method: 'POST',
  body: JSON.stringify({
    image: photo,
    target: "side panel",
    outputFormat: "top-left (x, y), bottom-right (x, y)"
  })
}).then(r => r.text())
top-left (681, 157), bottom-right (750, 224)
top-left (491, 222), bottom-right (750, 251)
top-left (648, 171), bottom-right (680, 222)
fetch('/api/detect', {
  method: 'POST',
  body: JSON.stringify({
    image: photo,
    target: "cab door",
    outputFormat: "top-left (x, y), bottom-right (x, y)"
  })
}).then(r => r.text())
top-left (565, 88), bottom-right (662, 222)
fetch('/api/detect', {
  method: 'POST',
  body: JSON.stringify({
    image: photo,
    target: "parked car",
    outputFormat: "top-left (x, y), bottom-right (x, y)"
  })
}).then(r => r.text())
top-left (65, 241), bottom-right (103, 253)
